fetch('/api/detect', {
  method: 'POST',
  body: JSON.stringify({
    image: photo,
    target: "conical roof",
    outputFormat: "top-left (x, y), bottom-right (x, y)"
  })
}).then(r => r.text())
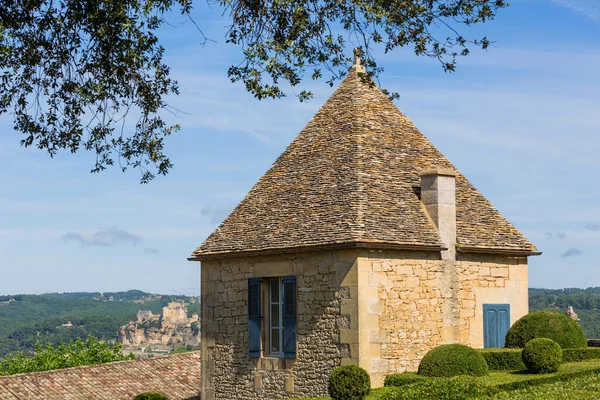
top-left (191, 68), bottom-right (536, 259)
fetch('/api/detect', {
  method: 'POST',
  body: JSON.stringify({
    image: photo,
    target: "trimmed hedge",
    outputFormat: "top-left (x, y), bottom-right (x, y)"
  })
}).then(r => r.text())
top-left (505, 311), bottom-right (587, 349)
top-left (132, 393), bottom-right (169, 400)
top-left (418, 344), bottom-right (488, 377)
top-left (522, 338), bottom-right (563, 373)
top-left (496, 367), bottom-right (600, 391)
top-left (478, 348), bottom-right (526, 371)
top-left (372, 377), bottom-right (494, 400)
top-left (563, 347), bottom-right (600, 362)
top-left (478, 347), bottom-right (600, 370)
top-left (328, 365), bottom-right (371, 400)
top-left (383, 372), bottom-right (425, 387)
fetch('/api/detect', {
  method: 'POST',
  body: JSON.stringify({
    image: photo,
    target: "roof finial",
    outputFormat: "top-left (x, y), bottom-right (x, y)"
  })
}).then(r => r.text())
top-left (350, 48), bottom-right (366, 73)
top-left (353, 48), bottom-right (362, 67)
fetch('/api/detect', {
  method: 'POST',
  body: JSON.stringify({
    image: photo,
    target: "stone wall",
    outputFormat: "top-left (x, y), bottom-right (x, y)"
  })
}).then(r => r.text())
top-left (358, 250), bottom-right (528, 385)
top-left (200, 249), bottom-right (528, 398)
top-left (200, 250), bottom-right (360, 400)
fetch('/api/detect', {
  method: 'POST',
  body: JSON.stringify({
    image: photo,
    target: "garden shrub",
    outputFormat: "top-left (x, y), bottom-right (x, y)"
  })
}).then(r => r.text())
top-left (522, 338), bottom-right (563, 373)
top-left (383, 372), bottom-right (425, 387)
top-left (373, 376), bottom-right (495, 400)
top-left (562, 347), bottom-right (600, 362)
top-left (496, 367), bottom-right (600, 391)
top-left (328, 365), bottom-right (371, 400)
top-left (477, 348), bottom-right (525, 370)
top-left (505, 311), bottom-right (587, 349)
top-left (417, 344), bottom-right (488, 377)
top-left (132, 393), bottom-right (169, 400)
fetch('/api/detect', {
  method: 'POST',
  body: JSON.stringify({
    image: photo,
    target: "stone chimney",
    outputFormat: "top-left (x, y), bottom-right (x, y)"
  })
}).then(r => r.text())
top-left (419, 168), bottom-right (457, 260)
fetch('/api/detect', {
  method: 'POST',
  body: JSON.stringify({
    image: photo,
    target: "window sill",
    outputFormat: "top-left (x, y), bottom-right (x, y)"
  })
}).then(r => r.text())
top-left (251, 356), bottom-right (296, 371)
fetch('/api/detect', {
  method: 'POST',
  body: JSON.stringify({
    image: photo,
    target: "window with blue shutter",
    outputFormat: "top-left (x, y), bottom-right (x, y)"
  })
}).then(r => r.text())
top-left (483, 304), bottom-right (510, 348)
top-left (282, 275), bottom-right (297, 359)
top-left (248, 278), bottom-right (261, 357)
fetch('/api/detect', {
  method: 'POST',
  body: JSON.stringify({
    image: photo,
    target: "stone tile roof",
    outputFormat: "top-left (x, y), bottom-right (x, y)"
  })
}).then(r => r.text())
top-left (0, 351), bottom-right (200, 400)
top-left (192, 68), bottom-right (535, 259)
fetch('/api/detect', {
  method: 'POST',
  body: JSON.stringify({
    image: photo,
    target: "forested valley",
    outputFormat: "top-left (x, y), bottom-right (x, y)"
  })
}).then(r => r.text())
top-left (0, 290), bottom-right (200, 358)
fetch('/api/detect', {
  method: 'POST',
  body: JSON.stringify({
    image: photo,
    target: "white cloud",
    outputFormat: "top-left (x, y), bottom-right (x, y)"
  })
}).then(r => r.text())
top-left (552, 0), bottom-right (600, 21)
top-left (62, 227), bottom-right (142, 247)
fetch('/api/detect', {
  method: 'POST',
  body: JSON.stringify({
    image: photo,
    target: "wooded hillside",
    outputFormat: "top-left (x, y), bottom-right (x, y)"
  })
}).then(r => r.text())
top-left (0, 291), bottom-right (200, 358)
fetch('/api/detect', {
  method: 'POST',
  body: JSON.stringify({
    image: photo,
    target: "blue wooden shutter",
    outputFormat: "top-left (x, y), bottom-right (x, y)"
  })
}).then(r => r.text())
top-left (483, 306), bottom-right (498, 348)
top-left (497, 306), bottom-right (510, 348)
top-left (282, 275), bottom-right (296, 359)
top-left (248, 278), bottom-right (261, 357)
top-left (483, 304), bottom-right (510, 348)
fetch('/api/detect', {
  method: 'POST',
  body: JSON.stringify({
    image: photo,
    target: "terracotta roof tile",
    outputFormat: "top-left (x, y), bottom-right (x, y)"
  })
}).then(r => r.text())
top-left (192, 69), bottom-right (535, 258)
top-left (0, 351), bottom-right (200, 399)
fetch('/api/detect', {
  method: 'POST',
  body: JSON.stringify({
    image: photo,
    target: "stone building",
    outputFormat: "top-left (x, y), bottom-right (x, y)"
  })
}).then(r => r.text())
top-left (189, 57), bottom-right (539, 399)
top-left (137, 310), bottom-right (158, 324)
top-left (163, 301), bottom-right (190, 328)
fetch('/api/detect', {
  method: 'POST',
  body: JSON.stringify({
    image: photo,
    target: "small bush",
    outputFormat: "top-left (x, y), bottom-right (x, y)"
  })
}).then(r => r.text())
top-left (505, 311), bottom-right (587, 349)
top-left (133, 393), bottom-right (169, 400)
top-left (477, 348), bottom-right (526, 371)
top-left (522, 338), bottom-right (563, 374)
top-left (417, 344), bottom-right (488, 377)
top-left (328, 365), bottom-right (371, 400)
top-left (383, 372), bottom-right (425, 387)
top-left (562, 347), bottom-right (600, 362)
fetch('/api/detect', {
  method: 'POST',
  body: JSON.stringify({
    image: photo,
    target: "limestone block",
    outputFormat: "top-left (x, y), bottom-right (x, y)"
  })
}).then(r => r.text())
top-left (406, 277), bottom-right (419, 287)
top-left (393, 265), bottom-right (414, 275)
top-left (370, 358), bottom-right (389, 374)
top-left (369, 330), bottom-right (390, 344)
top-left (368, 300), bottom-right (383, 315)
top-left (491, 267), bottom-right (509, 277)
top-left (285, 376), bottom-right (294, 393)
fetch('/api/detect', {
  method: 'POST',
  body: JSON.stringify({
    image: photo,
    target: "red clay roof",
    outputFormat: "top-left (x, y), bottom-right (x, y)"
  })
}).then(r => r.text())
top-left (0, 351), bottom-right (200, 399)
top-left (192, 68), bottom-right (535, 259)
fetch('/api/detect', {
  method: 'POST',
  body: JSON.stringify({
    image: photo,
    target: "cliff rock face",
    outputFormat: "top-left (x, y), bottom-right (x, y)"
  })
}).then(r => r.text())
top-left (118, 323), bottom-right (200, 348)
top-left (118, 302), bottom-right (200, 353)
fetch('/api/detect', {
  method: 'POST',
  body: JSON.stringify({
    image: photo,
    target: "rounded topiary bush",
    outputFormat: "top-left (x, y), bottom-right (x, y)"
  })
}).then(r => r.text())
top-left (505, 311), bottom-right (587, 349)
top-left (328, 365), bottom-right (371, 400)
top-left (132, 393), bottom-right (169, 400)
top-left (417, 344), bottom-right (488, 378)
top-left (522, 338), bottom-right (563, 373)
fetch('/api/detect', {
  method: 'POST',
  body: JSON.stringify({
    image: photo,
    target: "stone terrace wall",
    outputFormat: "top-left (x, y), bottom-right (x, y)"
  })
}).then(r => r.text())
top-left (0, 351), bottom-right (200, 400)
top-left (201, 250), bottom-right (359, 399)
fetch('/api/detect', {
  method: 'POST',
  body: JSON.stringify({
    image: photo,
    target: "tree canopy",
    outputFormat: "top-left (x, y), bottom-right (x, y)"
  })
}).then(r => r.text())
top-left (0, 335), bottom-right (133, 375)
top-left (0, 0), bottom-right (508, 182)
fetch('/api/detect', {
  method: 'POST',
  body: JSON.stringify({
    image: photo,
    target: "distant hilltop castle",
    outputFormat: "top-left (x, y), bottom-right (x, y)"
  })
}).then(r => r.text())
top-left (119, 301), bottom-right (200, 356)
top-left (136, 301), bottom-right (199, 328)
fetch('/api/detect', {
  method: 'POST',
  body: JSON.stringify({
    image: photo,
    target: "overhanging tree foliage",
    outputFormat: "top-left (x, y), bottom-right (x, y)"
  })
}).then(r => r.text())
top-left (0, 0), bottom-right (508, 182)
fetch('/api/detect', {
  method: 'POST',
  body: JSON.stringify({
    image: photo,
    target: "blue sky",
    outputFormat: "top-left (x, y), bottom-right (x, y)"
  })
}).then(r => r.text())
top-left (1, 0), bottom-right (599, 295)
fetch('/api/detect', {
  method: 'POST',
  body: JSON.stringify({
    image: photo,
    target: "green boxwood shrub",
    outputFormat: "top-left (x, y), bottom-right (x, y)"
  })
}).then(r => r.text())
top-left (132, 393), bottom-right (169, 400)
top-left (383, 372), bottom-right (425, 387)
top-left (505, 311), bottom-right (587, 349)
top-left (477, 348), bottom-right (525, 371)
top-left (328, 365), bottom-right (371, 400)
top-left (373, 377), bottom-right (495, 400)
top-left (417, 344), bottom-right (488, 377)
top-left (522, 338), bottom-right (563, 373)
top-left (562, 347), bottom-right (600, 362)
